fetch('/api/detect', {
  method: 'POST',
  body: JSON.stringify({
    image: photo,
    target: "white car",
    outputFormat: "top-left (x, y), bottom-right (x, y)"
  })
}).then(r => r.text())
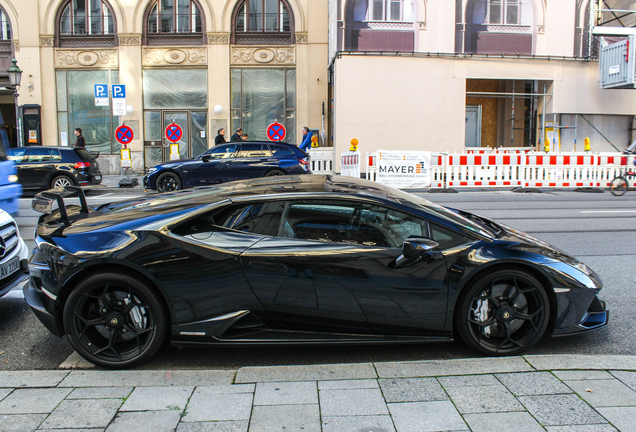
top-left (0, 209), bottom-right (28, 298)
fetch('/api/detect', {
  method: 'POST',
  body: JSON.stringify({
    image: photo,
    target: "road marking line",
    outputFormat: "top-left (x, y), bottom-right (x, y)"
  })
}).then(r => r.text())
top-left (580, 210), bottom-right (636, 213)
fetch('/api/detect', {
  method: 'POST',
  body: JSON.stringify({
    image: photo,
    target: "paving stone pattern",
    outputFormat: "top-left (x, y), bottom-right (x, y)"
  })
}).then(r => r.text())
top-left (1, 356), bottom-right (636, 431)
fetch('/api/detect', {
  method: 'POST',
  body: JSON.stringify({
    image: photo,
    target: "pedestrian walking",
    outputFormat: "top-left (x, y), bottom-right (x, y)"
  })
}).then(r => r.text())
top-left (73, 128), bottom-right (85, 148)
top-left (214, 128), bottom-right (226, 146)
top-left (299, 126), bottom-right (312, 152)
top-left (230, 128), bottom-right (243, 142)
top-left (241, 133), bottom-right (249, 141)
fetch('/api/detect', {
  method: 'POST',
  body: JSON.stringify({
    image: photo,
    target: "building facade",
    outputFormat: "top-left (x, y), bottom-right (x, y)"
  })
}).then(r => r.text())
top-left (0, 0), bottom-right (328, 173)
top-left (329, 0), bottom-right (636, 170)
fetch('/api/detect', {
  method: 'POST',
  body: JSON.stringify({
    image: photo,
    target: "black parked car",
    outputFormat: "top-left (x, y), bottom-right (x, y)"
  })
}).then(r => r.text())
top-left (26, 175), bottom-right (608, 368)
top-left (7, 146), bottom-right (102, 192)
top-left (143, 141), bottom-right (311, 192)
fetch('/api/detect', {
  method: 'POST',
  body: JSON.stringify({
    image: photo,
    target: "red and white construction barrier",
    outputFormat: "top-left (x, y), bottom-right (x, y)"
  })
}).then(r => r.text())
top-left (340, 151), bottom-right (361, 178)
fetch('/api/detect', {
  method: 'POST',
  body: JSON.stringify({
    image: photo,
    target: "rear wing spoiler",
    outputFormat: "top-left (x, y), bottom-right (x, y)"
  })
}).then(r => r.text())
top-left (32, 185), bottom-right (89, 226)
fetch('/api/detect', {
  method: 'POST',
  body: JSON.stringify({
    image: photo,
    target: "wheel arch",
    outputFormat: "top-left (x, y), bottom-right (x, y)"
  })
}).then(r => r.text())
top-left (153, 169), bottom-right (183, 189)
top-left (49, 172), bottom-right (76, 188)
top-left (449, 260), bottom-right (558, 336)
top-left (53, 261), bottom-right (173, 336)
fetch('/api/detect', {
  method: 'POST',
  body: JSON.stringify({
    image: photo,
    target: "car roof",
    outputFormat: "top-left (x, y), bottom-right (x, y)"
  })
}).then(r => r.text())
top-left (12, 146), bottom-right (75, 151)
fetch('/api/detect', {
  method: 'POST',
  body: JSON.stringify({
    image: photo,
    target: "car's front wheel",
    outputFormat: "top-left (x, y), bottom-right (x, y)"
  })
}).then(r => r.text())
top-left (156, 172), bottom-right (182, 193)
top-left (456, 268), bottom-right (550, 356)
top-left (63, 271), bottom-right (168, 369)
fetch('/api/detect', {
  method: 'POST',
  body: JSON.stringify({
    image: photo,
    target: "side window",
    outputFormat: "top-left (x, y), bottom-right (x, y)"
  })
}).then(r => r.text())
top-left (280, 201), bottom-right (428, 248)
top-left (8, 148), bottom-right (27, 163)
top-left (237, 144), bottom-right (268, 158)
top-left (207, 145), bottom-right (237, 159)
top-left (221, 202), bottom-right (285, 236)
top-left (50, 149), bottom-right (62, 163)
top-left (430, 223), bottom-right (471, 250)
top-left (26, 148), bottom-right (53, 162)
top-left (270, 145), bottom-right (292, 157)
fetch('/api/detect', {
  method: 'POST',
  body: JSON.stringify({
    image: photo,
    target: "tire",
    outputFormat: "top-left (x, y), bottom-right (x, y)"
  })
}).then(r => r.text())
top-left (264, 170), bottom-right (285, 177)
top-left (63, 271), bottom-right (168, 369)
top-left (610, 176), bottom-right (627, 196)
top-left (155, 172), bottom-right (182, 193)
top-left (50, 175), bottom-right (74, 189)
top-left (455, 268), bottom-right (550, 356)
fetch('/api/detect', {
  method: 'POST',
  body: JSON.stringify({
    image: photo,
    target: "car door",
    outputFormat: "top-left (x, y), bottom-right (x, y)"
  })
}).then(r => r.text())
top-left (190, 144), bottom-right (238, 186)
top-left (238, 198), bottom-right (451, 336)
top-left (18, 148), bottom-right (54, 189)
top-left (231, 144), bottom-right (274, 181)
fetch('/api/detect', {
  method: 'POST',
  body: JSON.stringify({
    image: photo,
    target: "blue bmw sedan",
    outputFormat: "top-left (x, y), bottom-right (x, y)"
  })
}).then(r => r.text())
top-left (144, 141), bottom-right (311, 192)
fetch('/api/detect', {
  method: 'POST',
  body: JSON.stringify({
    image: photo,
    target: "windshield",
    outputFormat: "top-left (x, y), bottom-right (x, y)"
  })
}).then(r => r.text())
top-left (387, 188), bottom-right (492, 238)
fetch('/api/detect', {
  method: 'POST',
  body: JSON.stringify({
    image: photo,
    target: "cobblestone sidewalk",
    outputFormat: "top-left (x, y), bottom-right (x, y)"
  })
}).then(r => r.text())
top-left (1, 355), bottom-right (635, 432)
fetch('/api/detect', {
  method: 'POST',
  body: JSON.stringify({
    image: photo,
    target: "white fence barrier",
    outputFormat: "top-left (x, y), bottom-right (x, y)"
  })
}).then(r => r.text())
top-left (340, 151), bottom-right (361, 178)
top-left (308, 148), bottom-right (334, 174)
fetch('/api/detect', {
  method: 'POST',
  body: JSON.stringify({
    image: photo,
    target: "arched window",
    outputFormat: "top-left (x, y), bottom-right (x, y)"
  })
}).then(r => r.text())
top-left (60, 0), bottom-right (114, 36)
top-left (0, 9), bottom-right (11, 40)
top-left (232, 0), bottom-right (294, 44)
top-left (56, 0), bottom-right (117, 47)
top-left (144, 0), bottom-right (205, 45)
top-left (366, 0), bottom-right (415, 22)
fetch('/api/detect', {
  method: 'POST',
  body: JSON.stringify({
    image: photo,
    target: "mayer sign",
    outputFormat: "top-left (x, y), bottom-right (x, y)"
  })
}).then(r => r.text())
top-left (376, 150), bottom-right (432, 189)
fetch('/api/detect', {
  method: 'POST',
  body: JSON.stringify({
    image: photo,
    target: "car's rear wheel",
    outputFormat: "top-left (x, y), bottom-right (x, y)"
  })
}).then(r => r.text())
top-left (51, 175), bottom-right (74, 189)
top-left (156, 172), bottom-right (182, 193)
top-left (63, 272), bottom-right (168, 369)
top-left (264, 169), bottom-right (285, 177)
top-left (456, 268), bottom-right (550, 356)
top-left (610, 176), bottom-right (627, 196)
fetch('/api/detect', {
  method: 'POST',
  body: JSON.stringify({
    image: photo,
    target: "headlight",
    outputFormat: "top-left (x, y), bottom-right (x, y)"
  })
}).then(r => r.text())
top-left (145, 168), bottom-right (158, 175)
top-left (8, 175), bottom-right (18, 182)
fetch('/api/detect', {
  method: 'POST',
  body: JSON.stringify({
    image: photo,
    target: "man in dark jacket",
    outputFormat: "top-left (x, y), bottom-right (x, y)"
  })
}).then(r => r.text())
top-left (214, 128), bottom-right (226, 146)
top-left (230, 128), bottom-right (242, 142)
top-left (74, 128), bottom-right (85, 148)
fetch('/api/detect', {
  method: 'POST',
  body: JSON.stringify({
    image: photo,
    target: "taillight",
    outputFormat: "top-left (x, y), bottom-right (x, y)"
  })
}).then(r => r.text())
top-left (298, 158), bottom-right (309, 166)
top-left (74, 161), bottom-right (90, 169)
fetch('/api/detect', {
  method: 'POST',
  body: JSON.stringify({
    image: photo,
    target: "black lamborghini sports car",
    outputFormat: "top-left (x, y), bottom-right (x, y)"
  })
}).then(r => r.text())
top-left (26, 176), bottom-right (608, 368)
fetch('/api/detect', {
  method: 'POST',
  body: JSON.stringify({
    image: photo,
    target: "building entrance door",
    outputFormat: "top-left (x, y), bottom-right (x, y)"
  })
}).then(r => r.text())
top-left (465, 105), bottom-right (482, 148)
top-left (144, 110), bottom-right (208, 167)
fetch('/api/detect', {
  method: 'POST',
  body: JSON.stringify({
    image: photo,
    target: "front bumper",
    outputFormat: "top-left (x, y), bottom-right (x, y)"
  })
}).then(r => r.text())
top-left (553, 290), bottom-right (609, 336)
top-left (0, 259), bottom-right (29, 298)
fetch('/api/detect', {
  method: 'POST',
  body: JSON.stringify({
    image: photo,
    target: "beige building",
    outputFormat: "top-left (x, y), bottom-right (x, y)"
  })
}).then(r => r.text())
top-left (0, 0), bottom-right (329, 173)
top-left (329, 0), bottom-right (636, 170)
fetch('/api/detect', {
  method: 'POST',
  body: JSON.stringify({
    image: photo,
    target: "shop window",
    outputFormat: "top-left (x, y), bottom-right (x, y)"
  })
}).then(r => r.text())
top-left (56, 70), bottom-right (121, 154)
top-left (232, 0), bottom-right (294, 44)
top-left (144, 0), bottom-right (205, 45)
top-left (56, 0), bottom-right (116, 47)
top-left (231, 68), bottom-right (296, 143)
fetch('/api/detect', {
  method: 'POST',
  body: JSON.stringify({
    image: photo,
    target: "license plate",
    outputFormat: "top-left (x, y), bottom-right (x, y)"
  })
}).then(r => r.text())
top-left (0, 257), bottom-right (20, 279)
top-left (94, 175), bottom-right (102, 181)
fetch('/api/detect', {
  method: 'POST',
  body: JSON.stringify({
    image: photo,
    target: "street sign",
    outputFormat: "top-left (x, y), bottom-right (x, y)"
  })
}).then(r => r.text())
top-left (94, 84), bottom-right (108, 106)
top-left (267, 122), bottom-right (286, 142)
top-left (120, 148), bottom-right (132, 168)
top-left (113, 99), bottom-right (126, 116)
top-left (170, 144), bottom-right (180, 161)
top-left (115, 125), bottom-right (134, 145)
top-left (112, 85), bottom-right (126, 98)
top-left (165, 123), bottom-right (183, 143)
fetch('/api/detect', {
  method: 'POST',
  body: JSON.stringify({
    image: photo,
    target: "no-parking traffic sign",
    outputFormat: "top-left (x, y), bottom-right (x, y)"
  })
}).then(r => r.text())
top-left (267, 122), bottom-right (286, 142)
top-left (115, 125), bottom-right (134, 145)
top-left (165, 123), bottom-right (183, 143)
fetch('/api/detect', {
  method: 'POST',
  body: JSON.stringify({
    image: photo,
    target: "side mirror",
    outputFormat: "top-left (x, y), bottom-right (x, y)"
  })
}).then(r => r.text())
top-left (201, 155), bottom-right (212, 163)
top-left (393, 237), bottom-right (439, 269)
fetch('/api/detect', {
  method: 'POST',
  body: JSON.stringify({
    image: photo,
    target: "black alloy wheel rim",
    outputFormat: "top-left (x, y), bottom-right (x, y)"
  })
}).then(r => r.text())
top-left (466, 275), bottom-right (547, 354)
top-left (70, 283), bottom-right (156, 363)
top-left (157, 175), bottom-right (178, 192)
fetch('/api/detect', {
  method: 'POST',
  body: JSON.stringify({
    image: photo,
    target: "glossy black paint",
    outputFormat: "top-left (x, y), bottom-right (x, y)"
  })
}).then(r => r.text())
top-left (25, 175), bottom-right (608, 351)
top-left (7, 146), bottom-right (102, 192)
top-left (143, 141), bottom-right (311, 191)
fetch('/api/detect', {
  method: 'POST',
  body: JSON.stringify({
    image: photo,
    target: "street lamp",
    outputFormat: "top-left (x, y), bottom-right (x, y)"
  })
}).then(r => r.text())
top-left (7, 58), bottom-right (22, 146)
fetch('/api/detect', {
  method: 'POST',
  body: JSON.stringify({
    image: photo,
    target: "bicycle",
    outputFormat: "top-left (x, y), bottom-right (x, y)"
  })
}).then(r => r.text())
top-left (609, 169), bottom-right (636, 196)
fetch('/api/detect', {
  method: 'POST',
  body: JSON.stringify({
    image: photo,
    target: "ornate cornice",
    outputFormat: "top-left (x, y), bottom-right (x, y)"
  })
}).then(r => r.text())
top-left (231, 46), bottom-right (295, 66)
top-left (418, 21), bottom-right (427, 30)
top-left (12, 39), bottom-right (19, 52)
top-left (295, 32), bottom-right (308, 44)
top-left (40, 35), bottom-right (54, 47)
top-left (207, 33), bottom-right (230, 44)
top-left (143, 47), bottom-right (207, 66)
top-left (55, 49), bottom-right (118, 68)
top-left (118, 34), bottom-right (142, 46)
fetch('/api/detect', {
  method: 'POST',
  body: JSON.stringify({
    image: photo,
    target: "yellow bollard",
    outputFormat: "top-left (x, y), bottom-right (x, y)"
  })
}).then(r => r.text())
top-left (584, 137), bottom-right (591, 152)
top-left (350, 138), bottom-right (359, 152)
top-left (311, 135), bottom-right (319, 148)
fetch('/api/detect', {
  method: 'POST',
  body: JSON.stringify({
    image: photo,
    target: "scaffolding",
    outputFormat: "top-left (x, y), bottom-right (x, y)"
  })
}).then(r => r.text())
top-left (590, 0), bottom-right (636, 55)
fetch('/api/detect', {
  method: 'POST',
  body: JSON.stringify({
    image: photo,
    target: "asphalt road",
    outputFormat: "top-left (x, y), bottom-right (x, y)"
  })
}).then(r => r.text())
top-left (1, 189), bottom-right (634, 370)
